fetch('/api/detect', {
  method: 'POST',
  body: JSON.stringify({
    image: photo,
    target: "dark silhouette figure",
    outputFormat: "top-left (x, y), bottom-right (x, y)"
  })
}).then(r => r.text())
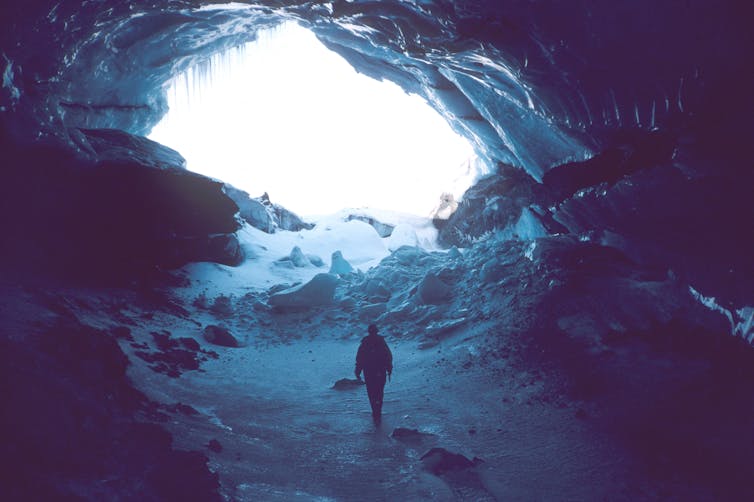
top-left (355, 324), bottom-right (393, 424)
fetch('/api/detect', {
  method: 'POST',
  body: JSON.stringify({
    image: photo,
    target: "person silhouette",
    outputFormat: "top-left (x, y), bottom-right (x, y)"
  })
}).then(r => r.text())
top-left (355, 324), bottom-right (393, 424)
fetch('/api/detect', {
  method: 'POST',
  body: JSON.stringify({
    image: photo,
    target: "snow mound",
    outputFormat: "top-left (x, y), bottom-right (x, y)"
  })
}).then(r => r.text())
top-left (268, 273), bottom-right (339, 308)
top-left (388, 223), bottom-right (420, 251)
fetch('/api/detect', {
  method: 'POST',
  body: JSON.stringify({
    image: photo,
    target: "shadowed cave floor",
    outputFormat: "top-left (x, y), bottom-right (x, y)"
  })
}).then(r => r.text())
top-left (2, 236), bottom-right (753, 501)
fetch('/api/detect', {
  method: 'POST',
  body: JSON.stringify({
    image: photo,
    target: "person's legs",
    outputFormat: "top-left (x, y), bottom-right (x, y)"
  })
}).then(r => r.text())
top-left (365, 372), bottom-right (386, 422)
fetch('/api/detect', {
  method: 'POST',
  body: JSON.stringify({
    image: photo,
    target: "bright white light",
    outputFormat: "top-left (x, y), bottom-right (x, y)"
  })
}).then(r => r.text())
top-left (149, 22), bottom-right (477, 217)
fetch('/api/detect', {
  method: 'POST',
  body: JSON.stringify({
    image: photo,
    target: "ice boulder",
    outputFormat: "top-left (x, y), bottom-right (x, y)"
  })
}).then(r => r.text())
top-left (418, 272), bottom-right (451, 304)
top-left (290, 246), bottom-right (309, 267)
top-left (329, 251), bottom-right (354, 275)
top-left (307, 254), bottom-right (325, 267)
top-left (268, 273), bottom-right (339, 308)
top-left (513, 207), bottom-right (548, 240)
top-left (387, 223), bottom-right (420, 251)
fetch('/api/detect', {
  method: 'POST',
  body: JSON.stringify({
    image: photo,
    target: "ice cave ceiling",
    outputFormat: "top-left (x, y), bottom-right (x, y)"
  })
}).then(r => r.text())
top-left (1, 1), bottom-right (752, 304)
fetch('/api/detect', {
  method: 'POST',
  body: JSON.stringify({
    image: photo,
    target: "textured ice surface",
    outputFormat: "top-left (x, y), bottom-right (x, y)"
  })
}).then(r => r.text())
top-left (5, 0), bottom-right (745, 180)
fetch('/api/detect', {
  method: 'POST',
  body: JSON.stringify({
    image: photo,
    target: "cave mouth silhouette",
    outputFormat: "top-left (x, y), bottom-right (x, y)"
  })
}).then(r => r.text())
top-left (148, 21), bottom-right (479, 218)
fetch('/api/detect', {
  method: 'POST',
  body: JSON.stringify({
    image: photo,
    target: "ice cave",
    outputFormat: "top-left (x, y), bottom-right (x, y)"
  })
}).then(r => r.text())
top-left (1, 1), bottom-right (752, 500)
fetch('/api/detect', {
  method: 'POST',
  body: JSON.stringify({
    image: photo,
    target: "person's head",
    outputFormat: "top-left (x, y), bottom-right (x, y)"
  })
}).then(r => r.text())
top-left (368, 324), bottom-right (378, 335)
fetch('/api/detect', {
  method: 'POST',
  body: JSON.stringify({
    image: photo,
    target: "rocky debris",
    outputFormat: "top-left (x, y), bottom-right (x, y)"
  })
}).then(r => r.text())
top-left (418, 272), bottom-right (451, 304)
top-left (269, 273), bottom-right (339, 308)
top-left (0, 315), bottom-right (221, 501)
top-left (209, 295), bottom-right (234, 318)
top-left (345, 214), bottom-right (395, 237)
top-left (135, 330), bottom-right (219, 377)
top-left (420, 448), bottom-right (482, 475)
top-left (329, 251), bottom-right (354, 276)
top-left (224, 186), bottom-right (313, 233)
top-left (112, 325), bottom-right (134, 341)
top-left (77, 128), bottom-right (187, 170)
top-left (331, 378), bottom-right (365, 390)
top-left (202, 325), bottom-right (240, 348)
top-left (391, 427), bottom-right (436, 445)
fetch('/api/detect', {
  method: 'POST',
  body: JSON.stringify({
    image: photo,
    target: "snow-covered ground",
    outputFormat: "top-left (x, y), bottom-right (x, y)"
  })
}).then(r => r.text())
top-left (178, 209), bottom-right (442, 298)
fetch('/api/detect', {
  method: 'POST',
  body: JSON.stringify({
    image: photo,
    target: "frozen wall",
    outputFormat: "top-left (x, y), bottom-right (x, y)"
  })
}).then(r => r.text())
top-left (0, 0), bottom-right (751, 304)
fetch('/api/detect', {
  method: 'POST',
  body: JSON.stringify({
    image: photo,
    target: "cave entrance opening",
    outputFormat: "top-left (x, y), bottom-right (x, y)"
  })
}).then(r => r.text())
top-left (148, 21), bottom-right (480, 218)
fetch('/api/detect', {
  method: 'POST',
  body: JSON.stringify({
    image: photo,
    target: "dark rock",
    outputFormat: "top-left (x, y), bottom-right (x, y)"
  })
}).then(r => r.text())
top-left (178, 337), bottom-right (200, 351)
top-left (332, 378), bottom-right (365, 390)
top-left (136, 329), bottom-right (217, 377)
top-left (78, 127), bottom-right (187, 170)
top-left (391, 427), bottom-right (436, 445)
top-left (170, 402), bottom-right (199, 416)
top-left (420, 448), bottom-right (480, 475)
top-left (0, 145), bottom-right (241, 283)
top-left (151, 331), bottom-right (177, 351)
top-left (203, 325), bottom-right (239, 348)
top-left (207, 439), bottom-right (223, 453)
top-left (112, 326), bottom-right (133, 340)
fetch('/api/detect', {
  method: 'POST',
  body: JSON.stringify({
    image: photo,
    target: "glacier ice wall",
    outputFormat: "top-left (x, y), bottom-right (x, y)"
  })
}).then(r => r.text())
top-left (0, 0), bottom-right (751, 306)
top-left (3, 1), bottom-right (750, 177)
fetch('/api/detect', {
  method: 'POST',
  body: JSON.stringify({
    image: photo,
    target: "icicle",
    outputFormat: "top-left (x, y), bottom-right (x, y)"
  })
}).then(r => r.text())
top-left (634, 103), bottom-right (640, 127)
top-left (677, 77), bottom-right (685, 113)
top-left (609, 89), bottom-right (621, 126)
top-left (579, 92), bottom-right (593, 126)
